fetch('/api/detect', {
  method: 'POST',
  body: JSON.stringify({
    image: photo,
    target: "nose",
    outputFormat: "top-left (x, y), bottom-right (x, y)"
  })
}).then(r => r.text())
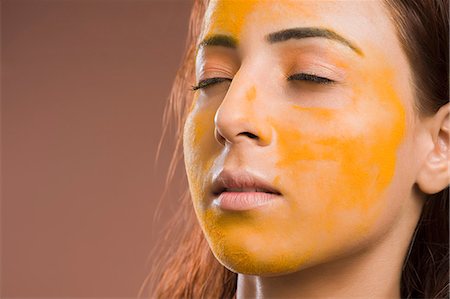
top-left (214, 82), bottom-right (272, 147)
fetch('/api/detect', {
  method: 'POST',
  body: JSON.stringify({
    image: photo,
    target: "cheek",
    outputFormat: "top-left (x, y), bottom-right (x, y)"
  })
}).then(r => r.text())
top-left (183, 105), bottom-right (218, 210)
top-left (273, 79), bottom-right (406, 241)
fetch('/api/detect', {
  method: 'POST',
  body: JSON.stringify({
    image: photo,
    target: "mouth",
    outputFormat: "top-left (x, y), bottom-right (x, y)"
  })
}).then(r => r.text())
top-left (211, 169), bottom-right (282, 211)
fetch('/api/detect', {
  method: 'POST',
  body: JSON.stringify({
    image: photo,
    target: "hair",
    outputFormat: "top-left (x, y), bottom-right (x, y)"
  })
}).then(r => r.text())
top-left (139, 0), bottom-right (449, 298)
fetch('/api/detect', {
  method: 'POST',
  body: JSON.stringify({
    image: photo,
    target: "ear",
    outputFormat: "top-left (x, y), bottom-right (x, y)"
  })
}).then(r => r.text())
top-left (416, 103), bottom-right (450, 194)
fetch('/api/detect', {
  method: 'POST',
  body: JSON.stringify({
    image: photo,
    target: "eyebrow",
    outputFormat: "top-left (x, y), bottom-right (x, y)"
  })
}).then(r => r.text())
top-left (198, 34), bottom-right (238, 49)
top-left (198, 27), bottom-right (363, 57)
top-left (266, 27), bottom-right (363, 56)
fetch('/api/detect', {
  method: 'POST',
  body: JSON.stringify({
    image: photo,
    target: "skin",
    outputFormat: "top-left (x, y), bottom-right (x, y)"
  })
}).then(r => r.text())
top-left (183, 0), bottom-right (449, 298)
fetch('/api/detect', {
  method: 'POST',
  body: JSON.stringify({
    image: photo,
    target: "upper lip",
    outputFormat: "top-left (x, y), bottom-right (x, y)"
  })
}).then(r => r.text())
top-left (211, 169), bottom-right (281, 196)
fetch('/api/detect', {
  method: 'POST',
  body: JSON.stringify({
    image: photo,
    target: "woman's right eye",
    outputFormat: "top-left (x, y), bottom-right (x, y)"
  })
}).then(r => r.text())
top-left (192, 77), bottom-right (232, 91)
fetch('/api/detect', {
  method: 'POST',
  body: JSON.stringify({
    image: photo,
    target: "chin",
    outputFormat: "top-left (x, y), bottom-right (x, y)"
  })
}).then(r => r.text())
top-left (207, 231), bottom-right (372, 277)
top-left (209, 242), bottom-right (316, 276)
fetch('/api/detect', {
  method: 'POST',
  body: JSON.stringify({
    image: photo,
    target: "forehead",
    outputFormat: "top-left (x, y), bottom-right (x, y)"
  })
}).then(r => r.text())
top-left (201, 0), bottom-right (395, 51)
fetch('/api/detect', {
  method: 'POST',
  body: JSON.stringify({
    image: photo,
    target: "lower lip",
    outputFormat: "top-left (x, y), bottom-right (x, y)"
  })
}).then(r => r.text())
top-left (213, 192), bottom-right (280, 211)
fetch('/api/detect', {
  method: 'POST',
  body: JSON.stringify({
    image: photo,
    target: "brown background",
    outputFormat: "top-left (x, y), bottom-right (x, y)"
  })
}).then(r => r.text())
top-left (2, 0), bottom-right (192, 297)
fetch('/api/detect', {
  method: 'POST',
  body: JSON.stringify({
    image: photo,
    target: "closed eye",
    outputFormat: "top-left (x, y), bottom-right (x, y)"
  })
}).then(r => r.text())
top-left (192, 77), bottom-right (232, 91)
top-left (287, 73), bottom-right (335, 84)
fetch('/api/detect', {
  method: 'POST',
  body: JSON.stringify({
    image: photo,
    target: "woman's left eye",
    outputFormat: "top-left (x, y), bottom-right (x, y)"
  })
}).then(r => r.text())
top-left (287, 73), bottom-right (335, 84)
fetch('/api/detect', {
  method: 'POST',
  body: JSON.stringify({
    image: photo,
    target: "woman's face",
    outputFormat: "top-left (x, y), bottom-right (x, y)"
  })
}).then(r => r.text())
top-left (183, 0), bottom-right (418, 275)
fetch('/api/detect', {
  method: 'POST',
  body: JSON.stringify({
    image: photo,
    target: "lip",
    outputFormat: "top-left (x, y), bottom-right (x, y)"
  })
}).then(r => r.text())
top-left (211, 169), bottom-right (282, 211)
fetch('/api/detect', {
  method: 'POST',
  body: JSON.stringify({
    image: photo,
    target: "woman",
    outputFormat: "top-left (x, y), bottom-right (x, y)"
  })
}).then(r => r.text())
top-left (140, 0), bottom-right (449, 298)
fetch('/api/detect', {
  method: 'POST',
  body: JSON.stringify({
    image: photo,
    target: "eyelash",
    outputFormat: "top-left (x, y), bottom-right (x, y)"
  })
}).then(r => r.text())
top-left (191, 73), bottom-right (334, 91)
top-left (191, 77), bottom-right (232, 91)
top-left (287, 73), bottom-right (335, 84)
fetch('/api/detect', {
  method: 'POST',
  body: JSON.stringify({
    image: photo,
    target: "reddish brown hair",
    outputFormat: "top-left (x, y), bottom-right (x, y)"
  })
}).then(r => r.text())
top-left (139, 1), bottom-right (449, 298)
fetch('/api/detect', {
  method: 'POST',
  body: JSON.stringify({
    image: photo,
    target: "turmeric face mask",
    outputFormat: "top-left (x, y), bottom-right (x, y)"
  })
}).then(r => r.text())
top-left (183, 0), bottom-right (414, 275)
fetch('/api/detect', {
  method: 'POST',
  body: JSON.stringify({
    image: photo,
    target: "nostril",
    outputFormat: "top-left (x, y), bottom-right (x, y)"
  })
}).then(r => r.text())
top-left (215, 128), bottom-right (227, 145)
top-left (239, 132), bottom-right (259, 139)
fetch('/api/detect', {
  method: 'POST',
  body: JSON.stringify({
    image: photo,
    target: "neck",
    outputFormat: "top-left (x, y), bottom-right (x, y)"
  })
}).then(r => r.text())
top-left (236, 196), bottom-right (424, 299)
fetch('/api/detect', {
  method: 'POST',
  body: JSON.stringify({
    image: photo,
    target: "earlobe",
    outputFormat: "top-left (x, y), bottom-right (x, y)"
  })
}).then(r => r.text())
top-left (416, 103), bottom-right (450, 194)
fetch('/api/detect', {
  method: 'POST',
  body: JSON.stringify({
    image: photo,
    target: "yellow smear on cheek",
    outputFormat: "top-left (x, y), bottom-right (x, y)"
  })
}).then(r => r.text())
top-left (274, 107), bottom-right (342, 162)
top-left (272, 66), bottom-right (406, 254)
top-left (192, 108), bottom-right (210, 146)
